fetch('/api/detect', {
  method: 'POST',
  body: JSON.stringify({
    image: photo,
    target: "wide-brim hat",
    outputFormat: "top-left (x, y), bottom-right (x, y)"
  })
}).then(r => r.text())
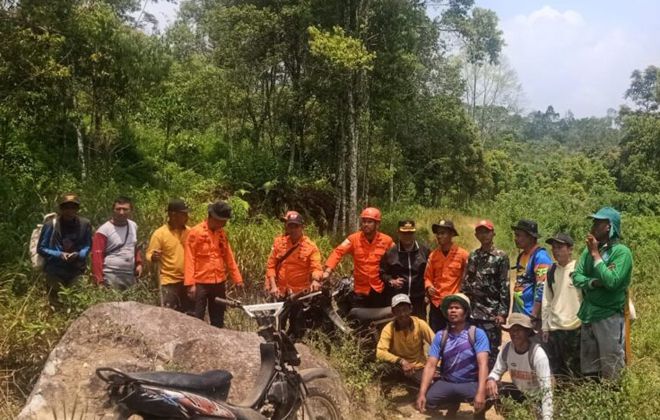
top-left (441, 293), bottom-right (471, 318)
top-left (432, 219), bottom-right (459, 236)
top-left (501, 313), bottom-right (534, 331)
top-left (511, 219), bottom-right (540, 238)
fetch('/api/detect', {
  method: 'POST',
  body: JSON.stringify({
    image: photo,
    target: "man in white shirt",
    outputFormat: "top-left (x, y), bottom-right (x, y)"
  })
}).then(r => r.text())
top-left (487, 313), bottom-right (553, 420)
top-left (542, 232), bottom-right (582, 377)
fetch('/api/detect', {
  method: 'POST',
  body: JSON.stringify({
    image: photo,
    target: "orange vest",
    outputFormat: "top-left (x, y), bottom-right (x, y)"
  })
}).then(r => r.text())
top-left (184, 220), bottom-right (243, 286)
top-left (266, 235), bottom-right (323, 293)
top-left (424, 244), bottom-right (469, 307)
top-left (326, 231), bottom-right (394, 295)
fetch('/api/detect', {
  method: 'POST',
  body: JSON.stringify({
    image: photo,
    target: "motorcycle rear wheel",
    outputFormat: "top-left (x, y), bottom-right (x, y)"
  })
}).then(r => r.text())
top-left (293, 386), bottom-right (343, 420)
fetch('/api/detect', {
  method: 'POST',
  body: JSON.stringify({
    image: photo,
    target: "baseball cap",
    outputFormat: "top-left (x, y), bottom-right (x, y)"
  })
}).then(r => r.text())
top-left (58, 193), bottom-right (80, 206)
top-left (208, 201), bottom-right (232, 220)
top-left (284, 210), bottom-right (304, 225)
top-left (475, 219), bottom-right (494, 231)
top-left (546, 232), bottom-right (574, 246)
top-left (391, 294), bottom-right (412, 308)
top-left (167, 198), bottom-right (190, 213)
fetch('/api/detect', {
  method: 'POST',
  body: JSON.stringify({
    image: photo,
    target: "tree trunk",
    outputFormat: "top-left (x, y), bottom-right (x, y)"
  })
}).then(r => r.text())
top-left (346, 83), bottom-right (358, 233)
top-left (75, 122), bottom-right (86, 180)
top-left (389, 135), bottom-right (395, 206)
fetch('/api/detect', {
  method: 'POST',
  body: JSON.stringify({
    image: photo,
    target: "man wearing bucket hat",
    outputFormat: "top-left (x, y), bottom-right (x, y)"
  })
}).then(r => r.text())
top-left (424, 219), bottom-right (469, 332)
top-left (541, 232), bottom-right (582, 377)
top-left (324, 207), bottom-right (394, 308)
top-left (185, 201), bottom-right (244, 328)
top-left (572, 207), bottom-right (633, 380)
top-left (417, 293), bottom-right (490, 418)
top-left (146, 199), bottom-right (192, 312)
top-left (380, 220), bottom-right (430, 318)
top-left (487, 313), bottom-right (553, 420)
top-left (37, 193), bottom-right (92, 305)
top-left (461, 219), bottom-right (510, 369)
top-left (377, 294), bottom-right (434, 384)
top-left (511, 219), bottom-right (552, 327)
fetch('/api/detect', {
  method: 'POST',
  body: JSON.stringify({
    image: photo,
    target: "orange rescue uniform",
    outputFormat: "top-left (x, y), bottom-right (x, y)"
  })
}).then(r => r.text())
top-left (184, 220), bottom-right (243, 286)
top-left (424, 244), bottom-right (469, 307)
top-left (325, 231), bottom-right (394, 295)
top-left (266, 235), bottom-right (323, 294)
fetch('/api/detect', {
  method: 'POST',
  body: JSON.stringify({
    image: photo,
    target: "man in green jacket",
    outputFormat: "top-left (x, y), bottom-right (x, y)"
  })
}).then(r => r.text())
top-left (572, 207), bottom-right (633, 380)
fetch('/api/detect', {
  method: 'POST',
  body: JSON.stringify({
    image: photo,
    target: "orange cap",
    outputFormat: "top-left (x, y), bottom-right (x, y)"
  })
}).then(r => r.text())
top-left (360, 207), bottom-right (382, 222)
top-left (475, 219), bottom-right (495, 231)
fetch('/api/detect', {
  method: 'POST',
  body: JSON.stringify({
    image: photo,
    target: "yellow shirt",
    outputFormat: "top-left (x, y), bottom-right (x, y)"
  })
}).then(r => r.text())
top-left (376, 316), bottom-right (434, 369)
top-left (146, 224), bottom-right (189, 285)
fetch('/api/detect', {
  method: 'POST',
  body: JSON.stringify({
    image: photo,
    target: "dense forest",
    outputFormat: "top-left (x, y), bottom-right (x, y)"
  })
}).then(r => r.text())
top-left (1, 0), bottom-right (660, 417)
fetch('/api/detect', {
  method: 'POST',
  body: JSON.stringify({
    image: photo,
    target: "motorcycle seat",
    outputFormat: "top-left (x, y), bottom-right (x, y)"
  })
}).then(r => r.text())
top-left (126, 369), bottom-right (233, 399)
top-left (348, 306), bottom-right (392, 323)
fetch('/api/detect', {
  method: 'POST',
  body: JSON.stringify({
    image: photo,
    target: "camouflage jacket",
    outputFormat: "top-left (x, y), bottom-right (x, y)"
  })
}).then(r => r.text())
top-left (461, 247), bottom-right (510, 321)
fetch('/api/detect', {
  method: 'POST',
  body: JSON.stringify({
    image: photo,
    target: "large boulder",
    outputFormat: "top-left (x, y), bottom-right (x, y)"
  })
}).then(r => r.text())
top-left (18, 301), bottom-right (347, 419)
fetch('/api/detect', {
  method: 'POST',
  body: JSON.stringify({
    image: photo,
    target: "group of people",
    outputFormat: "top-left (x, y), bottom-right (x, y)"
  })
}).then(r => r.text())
top-left (375, 209), bottom-right (632, 419)
top-left (37, 195), bottom-right (633, 418)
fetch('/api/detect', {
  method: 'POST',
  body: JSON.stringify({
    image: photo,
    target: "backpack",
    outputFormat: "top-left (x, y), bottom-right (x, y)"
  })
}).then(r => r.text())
top-left (501, 340), bottom-right (541, 373)
top-left (30, 213), bottom-right (57, 269)
top-left (439, 325), bottom-right (477, 355)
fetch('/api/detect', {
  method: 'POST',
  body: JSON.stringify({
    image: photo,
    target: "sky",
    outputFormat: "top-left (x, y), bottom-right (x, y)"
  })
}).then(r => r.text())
top-left (143, 0), bottom-right (660, 117)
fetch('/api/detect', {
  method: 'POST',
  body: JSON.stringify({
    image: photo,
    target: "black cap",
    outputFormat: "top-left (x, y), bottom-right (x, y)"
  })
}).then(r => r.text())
top-left (546, 232), bottom-right (574, 246)
top-left (511, 219), bottom-right (540, 238)
top-left (59, 193), bottom-right (80, 206)
top-left (167, 198), bottom-right (190, 213)
top-left (432, 219), bottom-right (458, 236)
top-left (398, 220), bottom-right (416, 232)
top-left (208, 201), bottom-right (232, 220)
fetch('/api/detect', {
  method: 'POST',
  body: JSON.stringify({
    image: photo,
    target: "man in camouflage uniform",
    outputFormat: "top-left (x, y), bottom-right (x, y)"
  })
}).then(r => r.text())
top-left (461, 220), bottom-right (510, 368)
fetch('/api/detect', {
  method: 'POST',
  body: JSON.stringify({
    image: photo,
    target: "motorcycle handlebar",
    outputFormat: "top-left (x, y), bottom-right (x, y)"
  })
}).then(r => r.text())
top-left (215, 297), bottom-right (242, 308)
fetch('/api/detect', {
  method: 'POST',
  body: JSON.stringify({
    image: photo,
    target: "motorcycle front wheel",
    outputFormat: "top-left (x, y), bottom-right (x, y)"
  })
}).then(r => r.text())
top-left (294, 386), bottom-right (343, 420)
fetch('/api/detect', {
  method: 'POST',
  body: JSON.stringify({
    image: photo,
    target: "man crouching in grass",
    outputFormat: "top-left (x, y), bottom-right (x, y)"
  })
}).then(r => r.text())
top-left (376, 294), bottom-right (434, 385)
top-left (416, 293), bottom-right (489, 419)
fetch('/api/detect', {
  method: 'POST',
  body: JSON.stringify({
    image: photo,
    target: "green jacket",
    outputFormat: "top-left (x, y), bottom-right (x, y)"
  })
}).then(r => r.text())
top-left (572, 240), bottom-right (633, 323)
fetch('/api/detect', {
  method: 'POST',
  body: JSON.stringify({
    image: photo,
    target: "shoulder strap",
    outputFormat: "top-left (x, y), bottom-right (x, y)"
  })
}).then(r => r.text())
top-left (468, 325), bottom-right (476, 348)
top-left (547, 264), bottom-right (557, 294)
top-left (439, 329), bottom-right (449, 356)
top-left (275, 242), bottom-right (300, 272)
top-left (105, 222), bottom-right (131, 256)
top-left (528, 342), bottom-right (539, 372)
top-left (502, 341), bottom-right (511, 363)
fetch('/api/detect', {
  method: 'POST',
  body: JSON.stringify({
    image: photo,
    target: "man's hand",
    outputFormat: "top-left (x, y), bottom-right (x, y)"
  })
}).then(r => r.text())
top-left (473, 388), bottom-right (486, 412)
top-left (416, 393), bottom-right (427, 413)
top-left (188, 285), bottom-right (196, 298)
top-left (542, 331), bottom-right (549, 343)
top-left (486, 379), bottom-right (499, 398)
top-left (60, 252), bottom-right (70, 261)
top-left (426, 286), bottom-right (437, 297)
top-left (151, 249), bottom-right (162, 262)
top-left (135, 264), bottom-right (143, 277)
top-left (390, 278), bottom-right (404, 289)
top-left (586, 234), bottom-right (600, 257)
top-left (68, 252), bottom-right (79, 261)
top-left (494, 315), bottom-right (506, 326)
top-left (400, 359), bottom-right (415, 375)
top-left (310, 280), bottom-right (322, 291)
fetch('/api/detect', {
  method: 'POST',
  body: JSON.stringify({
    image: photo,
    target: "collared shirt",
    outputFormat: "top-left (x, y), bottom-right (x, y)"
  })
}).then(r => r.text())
top-left (377, 317), bottom-right (435, 369)
top-left (424, 244), bottom-right (469, 307)
top-left (266, 234), bottom-right (323, 293)
top-left (461, 246), bottom-right (510, 320)
top-left (184, 220), bottom-right (243, 286)
top-left (325, 231), bottom-right (394, 295)
top-left (146, 224), bottom-right (190, 285)
top-left (512, 246), bottom-right (552, 316)
top-left (542, 260), bottom-right (581, 331)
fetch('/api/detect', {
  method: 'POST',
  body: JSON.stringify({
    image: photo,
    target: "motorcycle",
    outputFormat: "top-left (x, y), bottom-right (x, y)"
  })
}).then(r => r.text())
top-left (96, 296), bottom-right (345, 419)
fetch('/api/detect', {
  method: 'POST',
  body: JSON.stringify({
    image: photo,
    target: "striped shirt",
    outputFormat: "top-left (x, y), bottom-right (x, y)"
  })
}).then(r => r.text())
top-left (429, 327), bottom-right (489, 383)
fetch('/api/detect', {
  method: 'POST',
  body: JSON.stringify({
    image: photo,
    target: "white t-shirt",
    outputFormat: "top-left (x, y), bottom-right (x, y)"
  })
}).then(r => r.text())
top-left (97, 220), bottom-right (138, 275)
top-left (488, 342), bottom-right (553, 420)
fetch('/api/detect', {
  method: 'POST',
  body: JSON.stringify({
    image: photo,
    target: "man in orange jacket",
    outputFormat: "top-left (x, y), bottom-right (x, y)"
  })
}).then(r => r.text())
top-left (323, 207), bottom-right (394, 308)
top-left (266, 210), bottom-right (323, 297)
top-left (424, 219), bottom-right (469, 331)
top-left (266, 211), bottom-right (323, 337)
top-left (185, 201), bottom-right (243, 328)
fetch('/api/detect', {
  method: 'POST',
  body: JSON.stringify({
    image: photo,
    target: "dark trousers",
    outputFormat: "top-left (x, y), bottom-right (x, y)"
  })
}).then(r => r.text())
top-left (352, 288), bottom-right (388, 308)
top-left (162, 282), bottom-right (193, 314)
top-left (471, 319), bottom-right (502, 370)
top-left (194, 283), bottom-right (226, 328)
top-left (426, 380), bottom-right (488, 418)
top-left (544, 328), bottom-right (581, 378)
top-left (429, 304), bottom-right (448, 332)
top-left (411, 295), bottom-right (427, 320)
top-left (45, 272), bottom-right (80, 306)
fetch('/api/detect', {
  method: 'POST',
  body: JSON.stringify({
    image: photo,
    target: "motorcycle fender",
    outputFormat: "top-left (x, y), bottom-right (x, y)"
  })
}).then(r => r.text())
top-left (300, 368), bottom-right (338, 384)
